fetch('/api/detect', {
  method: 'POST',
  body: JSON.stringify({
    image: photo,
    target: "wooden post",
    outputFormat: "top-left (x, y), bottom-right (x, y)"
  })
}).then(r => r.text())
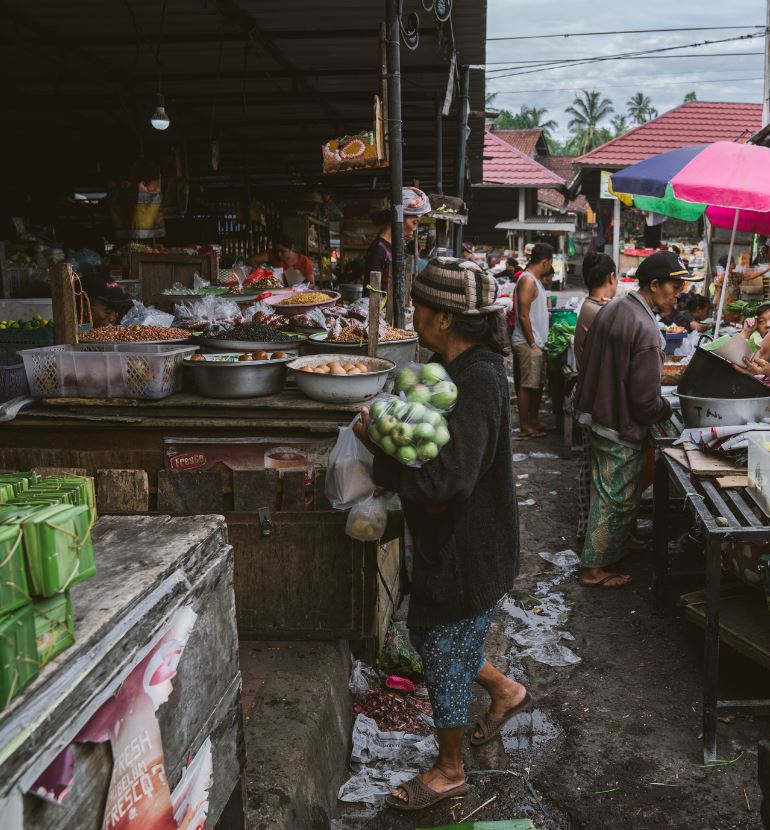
top-left (368, 271), bottom-right (381, 358)
top-left (51, 263), bottom-right (79, 345)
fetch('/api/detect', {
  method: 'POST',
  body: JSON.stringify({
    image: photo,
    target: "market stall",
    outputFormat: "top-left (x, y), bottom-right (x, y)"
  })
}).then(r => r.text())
top-left (0, 512), bottom-right (244, 828)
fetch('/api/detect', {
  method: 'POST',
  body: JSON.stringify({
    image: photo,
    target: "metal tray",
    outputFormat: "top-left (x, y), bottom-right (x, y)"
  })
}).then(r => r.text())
top-left (201, 334), bottom-right (306, 352)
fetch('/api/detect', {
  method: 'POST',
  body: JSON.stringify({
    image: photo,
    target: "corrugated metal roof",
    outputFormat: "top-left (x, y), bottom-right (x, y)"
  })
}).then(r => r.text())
top-left (0, 0), bottom-right (486, 190)
top-left (576, 101), bottom-right (762, 169)
top-left (480, 131), bottom-right (565, 187)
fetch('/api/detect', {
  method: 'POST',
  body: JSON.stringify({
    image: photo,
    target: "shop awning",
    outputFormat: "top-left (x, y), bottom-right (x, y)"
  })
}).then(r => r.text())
top-left (495, 217), bottom-right (576, 233)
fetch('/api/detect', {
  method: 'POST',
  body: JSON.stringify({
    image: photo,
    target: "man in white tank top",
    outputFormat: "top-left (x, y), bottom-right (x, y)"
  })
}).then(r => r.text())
top-left (512, 243), bottom-right (554, 438)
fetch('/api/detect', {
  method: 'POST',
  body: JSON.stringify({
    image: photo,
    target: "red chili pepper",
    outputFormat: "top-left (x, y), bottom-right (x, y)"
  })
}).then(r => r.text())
top-left (256, 292), bottom-right (272, 301)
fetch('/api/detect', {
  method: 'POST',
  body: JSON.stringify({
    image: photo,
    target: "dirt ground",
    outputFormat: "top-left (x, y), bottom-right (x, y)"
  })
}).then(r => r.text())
top-left (336, 396), bottom-right (769, 830)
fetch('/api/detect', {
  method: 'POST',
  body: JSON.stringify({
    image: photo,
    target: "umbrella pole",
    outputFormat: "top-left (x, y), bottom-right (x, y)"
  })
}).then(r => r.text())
top-left (714, 209), bottom-right (740, 338)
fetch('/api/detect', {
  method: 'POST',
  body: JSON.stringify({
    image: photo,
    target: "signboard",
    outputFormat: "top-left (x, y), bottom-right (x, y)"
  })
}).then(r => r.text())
top-left (600, 170), bottom-right (617, 201)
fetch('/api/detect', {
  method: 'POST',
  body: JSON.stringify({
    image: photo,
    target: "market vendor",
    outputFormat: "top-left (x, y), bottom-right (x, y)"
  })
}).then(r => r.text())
top-left (741, 302), bottom-right (770, 357)
top-left (660, 292), bottom-right (712, 333)
top-left (353, 258), bottom-right (527, 812)
top-left (575, 251), bottom-right (702, 589)
top-left (713, 255), bottom-right (770, 318)
top-left (248, 235), bottom-right (315, 286)
top-left (80, 273), bottom-right (133, 328)
top-left (363, 187), bottom-right (431, 292)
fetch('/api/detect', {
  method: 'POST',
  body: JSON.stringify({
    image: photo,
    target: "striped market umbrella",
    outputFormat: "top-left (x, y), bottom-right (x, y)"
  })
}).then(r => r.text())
top-left (610, 141), bottom-right (770, 334)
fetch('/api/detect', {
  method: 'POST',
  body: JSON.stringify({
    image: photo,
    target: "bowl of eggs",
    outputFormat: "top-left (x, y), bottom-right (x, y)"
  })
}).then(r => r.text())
top-left (287, 354), bottom-right (395, 403)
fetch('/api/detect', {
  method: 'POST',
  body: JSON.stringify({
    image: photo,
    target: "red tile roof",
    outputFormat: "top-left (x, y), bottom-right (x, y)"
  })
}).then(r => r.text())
top-left (576, 101), bottom-right (762, 169)
top-left (537, 187), bottom-right (589, 215)
top-left (539, 155), bottom-right (578, 182)
top-left (482, 130), bottom-right (565, 187)
top-left (492, 128), bottom-right (545, 157)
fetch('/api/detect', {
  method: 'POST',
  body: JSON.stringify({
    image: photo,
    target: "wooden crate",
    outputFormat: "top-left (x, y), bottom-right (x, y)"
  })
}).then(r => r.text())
top-left (127, 251), bottom-right (219, 302)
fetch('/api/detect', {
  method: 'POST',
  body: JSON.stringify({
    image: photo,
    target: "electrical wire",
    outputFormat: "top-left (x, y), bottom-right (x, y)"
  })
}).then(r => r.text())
top-left (490, 75), bottom-right (764, 96)
top-left (484, 51), bottom-right (763, 68)
top-left (487, 24), bottom-right (765, 42)
top-left (486, 31), bottom-right (767, 80)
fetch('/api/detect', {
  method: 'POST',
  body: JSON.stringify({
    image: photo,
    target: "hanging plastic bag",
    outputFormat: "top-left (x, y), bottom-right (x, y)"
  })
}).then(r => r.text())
top-left (325, 418), bottom-right (374, 510)
top-left (346, 493), bottom-right (388, 542)
top-left (392, 362), bottom-right (458, 414)
top-left (367, 394), bottom-right (450, 468)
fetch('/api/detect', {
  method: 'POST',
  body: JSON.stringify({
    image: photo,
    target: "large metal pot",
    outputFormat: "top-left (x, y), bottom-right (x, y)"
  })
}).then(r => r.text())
top-left (300, 334), bottom-right (419, 370)
top-left (184, 353), bottom-right (296, 398)
top-left (678, 393), bottom-right (770, 428)
top-left (678, 346), bottom-right (770, 399)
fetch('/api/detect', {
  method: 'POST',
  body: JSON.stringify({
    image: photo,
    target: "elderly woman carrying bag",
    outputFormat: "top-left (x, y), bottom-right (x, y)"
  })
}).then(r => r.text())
top-left (354, 258), bottom-right (529, 812)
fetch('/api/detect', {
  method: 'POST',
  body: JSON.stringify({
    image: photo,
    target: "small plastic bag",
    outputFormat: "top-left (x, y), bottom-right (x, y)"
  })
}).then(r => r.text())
top-left (346, 493), bottom-right (388, 542)
top-left (120, 300), bottom-right (174, 328)
top-left (325, 418), bottom-right (374, 510)
top-left (392, 361), bottom-right (458, 414)
top-left (367, 394), bottom-right (450, 468)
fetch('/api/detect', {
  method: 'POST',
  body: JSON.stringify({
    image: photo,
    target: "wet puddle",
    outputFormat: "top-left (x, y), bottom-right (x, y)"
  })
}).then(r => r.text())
top-left (501, 707), bottom-right (561, 753)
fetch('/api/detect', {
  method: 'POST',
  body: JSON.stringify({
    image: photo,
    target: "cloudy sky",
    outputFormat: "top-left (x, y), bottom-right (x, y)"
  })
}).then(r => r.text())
top-left (485, 0), bottom-right (766, 141)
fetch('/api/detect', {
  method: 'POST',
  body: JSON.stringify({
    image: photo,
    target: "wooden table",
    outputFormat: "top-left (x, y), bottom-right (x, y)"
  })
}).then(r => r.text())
top-left (0, 514), bottom-right (244, 829)
top-left (0, 392), bottom-right (401, 649)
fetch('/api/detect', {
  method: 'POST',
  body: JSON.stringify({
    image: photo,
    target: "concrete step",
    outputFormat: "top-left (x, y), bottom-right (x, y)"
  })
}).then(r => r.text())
top-left (240, 641), bottom-right (352, 830)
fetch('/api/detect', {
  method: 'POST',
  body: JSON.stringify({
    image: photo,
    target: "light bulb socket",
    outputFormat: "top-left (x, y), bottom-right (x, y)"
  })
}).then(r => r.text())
top-left (150, 92), bottom-right (170, 130)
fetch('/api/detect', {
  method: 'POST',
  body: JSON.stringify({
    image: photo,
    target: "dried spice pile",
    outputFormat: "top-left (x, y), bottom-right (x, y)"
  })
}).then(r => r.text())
top-left (80, 325), bottom-right (189, 342)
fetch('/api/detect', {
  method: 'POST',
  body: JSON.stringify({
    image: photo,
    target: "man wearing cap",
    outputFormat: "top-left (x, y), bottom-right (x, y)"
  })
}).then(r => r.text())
top-left (575, 251), bottom-right (700, 588)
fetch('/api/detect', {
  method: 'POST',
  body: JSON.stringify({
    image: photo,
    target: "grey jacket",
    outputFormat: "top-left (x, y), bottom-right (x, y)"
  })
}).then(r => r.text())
top-left (575, 292), bottom-right (671, 448)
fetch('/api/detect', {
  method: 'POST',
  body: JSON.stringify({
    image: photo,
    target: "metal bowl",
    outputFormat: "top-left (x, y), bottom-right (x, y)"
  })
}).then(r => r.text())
top-left (678, 393), bottom-right (770, 428)
top-left (184, 352), bottom-right (297, 398)
top-left (266, 291), bottom-right (341, 316)
top-left (301, 332), bottom-right (419, 370)
top-left (201, 334), bottom-right (306, 353)
top-left (288, 354), bottom-right (394, 403)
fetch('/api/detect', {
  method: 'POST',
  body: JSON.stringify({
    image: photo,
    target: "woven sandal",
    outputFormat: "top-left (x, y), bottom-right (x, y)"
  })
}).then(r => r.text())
top-left (470, 691), bottom-right (533, 746)
top-left (384, 775), bottom-right (469, 812)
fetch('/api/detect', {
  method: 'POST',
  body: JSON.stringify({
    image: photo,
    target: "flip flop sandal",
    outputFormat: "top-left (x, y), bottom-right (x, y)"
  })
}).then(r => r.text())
top-left (579, 573), bottom-right (632, 589)
top-left (470, 691), bottom-right (533, 747)
top-left (384, 775), bottom-right (469, 812)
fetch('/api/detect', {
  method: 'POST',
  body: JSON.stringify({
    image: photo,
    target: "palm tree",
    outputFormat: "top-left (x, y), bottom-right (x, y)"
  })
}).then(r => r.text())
top-left (565, 90), bottom-right (614, 154)
top-left (611, 114), bottom-right (630, 137)
top-left (684, 91), bottom-right (697, 103)
top-left (627, 92), bottom-right (655, 125)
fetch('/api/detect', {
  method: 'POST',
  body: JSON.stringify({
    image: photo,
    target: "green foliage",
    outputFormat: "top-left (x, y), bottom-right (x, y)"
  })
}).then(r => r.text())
top-left (493, 104), bottom-right (557, 139)
top-left (565, 90), bottom-right (614, 154)
top-left (627, 91), bottom-right (657, 125)
top-left (684, 91), bottom-right (698, 103)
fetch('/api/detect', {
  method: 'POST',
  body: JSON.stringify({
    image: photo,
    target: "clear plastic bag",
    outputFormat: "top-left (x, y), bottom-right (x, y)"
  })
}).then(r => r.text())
top-left (346, 493), bottom-right (388, 542)
top-left (367, 394), bottom-right (450, 468)
top-left (175, 295), bottom-right (240, 326)
top-left (393, 362), bottom-right (457, 414)
top-left (120, 300), bottom-right (174, 328)
top-left (325, 418), bottom-right (374, 510)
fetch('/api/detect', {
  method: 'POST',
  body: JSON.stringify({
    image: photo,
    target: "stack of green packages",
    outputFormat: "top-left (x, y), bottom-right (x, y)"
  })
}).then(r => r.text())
top-left (0, 473), bottom-right (97, 709)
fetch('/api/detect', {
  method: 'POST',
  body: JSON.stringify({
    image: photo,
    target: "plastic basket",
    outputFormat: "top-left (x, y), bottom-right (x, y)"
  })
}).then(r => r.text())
top-left (0, 327), bottom-right (54, 360)
top-left (19, 344), bottom-right (197, 399)
top-left (0, 363), bottom-right (29, 402)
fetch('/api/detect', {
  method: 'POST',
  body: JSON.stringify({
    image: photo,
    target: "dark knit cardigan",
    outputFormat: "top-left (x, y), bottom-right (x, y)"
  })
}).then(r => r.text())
top-left (372, 345), bottom-right (519, 629)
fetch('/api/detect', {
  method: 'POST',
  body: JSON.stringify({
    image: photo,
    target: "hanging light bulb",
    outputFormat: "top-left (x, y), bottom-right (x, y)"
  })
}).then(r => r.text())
top-left (150, 92), bottom-right (170, 130)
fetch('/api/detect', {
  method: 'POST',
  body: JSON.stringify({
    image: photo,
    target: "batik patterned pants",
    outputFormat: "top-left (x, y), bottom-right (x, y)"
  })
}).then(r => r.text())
top-left (410, 609), bottom-right (495, 729)
top-left (581, 432), bottom-right (644, 570)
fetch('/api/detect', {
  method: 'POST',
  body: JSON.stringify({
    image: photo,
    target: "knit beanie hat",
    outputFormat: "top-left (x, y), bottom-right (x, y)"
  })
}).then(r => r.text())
top-left (412, 257), bottom-right (501, 316)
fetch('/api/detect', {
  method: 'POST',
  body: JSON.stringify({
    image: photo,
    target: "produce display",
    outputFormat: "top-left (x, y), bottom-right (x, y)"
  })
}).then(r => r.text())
top-left (0, 473), bottom-right (96, 708)
top-left (367, 394), bottom-right (451, 467)
top-left (206, 323), bottom-right (298, 343)
top-left (322, 322), bottom-right (415, 344)
top-left (393, 362), bottom-right (458, 413)
top-left (277, 292), bottom-right (336, 306)
top-left (299, 360), bottom-right (372, 375)
top-left (80, 325), bottom-right (189, 342)
top-left (0, 315), bottom-right (52, 332)
top-left (189, 351), bottom-right (291, 363)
